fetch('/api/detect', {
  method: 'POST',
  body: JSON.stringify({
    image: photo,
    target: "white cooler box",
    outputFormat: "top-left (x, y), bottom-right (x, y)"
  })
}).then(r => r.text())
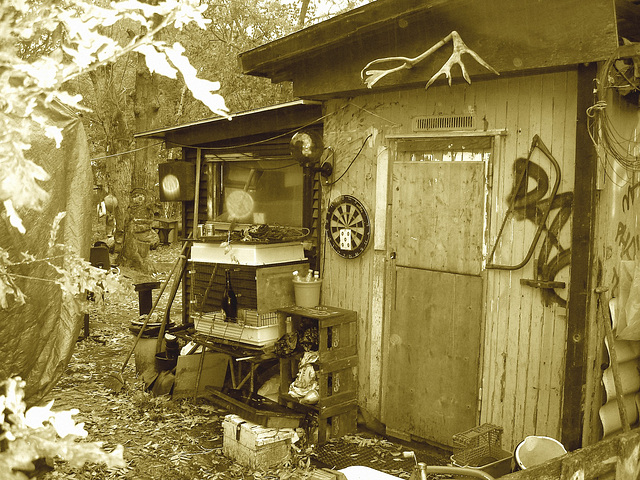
top-left (223, 414), bottom-right (295, 469)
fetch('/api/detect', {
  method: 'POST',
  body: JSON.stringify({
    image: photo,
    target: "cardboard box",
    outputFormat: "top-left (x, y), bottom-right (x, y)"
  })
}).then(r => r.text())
top-left (223, 414), bottom-right (295, 469)
top-left (173, 353), bottom-right (230, 399)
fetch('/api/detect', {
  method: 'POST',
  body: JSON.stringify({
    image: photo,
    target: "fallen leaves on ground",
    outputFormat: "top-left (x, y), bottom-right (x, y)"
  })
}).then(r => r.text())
top-left (38, 244), bottom-right (437, 480)
top-left (38, 245), bottom-right (319, 480)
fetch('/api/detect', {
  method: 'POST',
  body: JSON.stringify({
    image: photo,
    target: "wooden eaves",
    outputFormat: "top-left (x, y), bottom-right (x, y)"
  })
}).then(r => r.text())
top-left (133, 100), bottom-right (323, 151)
top-left (238, 0), bottom-right (638, 98)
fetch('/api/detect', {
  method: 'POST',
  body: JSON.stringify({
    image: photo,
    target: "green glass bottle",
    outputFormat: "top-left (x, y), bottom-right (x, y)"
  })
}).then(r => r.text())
top-left (222, 269), bottom-right (238, 322)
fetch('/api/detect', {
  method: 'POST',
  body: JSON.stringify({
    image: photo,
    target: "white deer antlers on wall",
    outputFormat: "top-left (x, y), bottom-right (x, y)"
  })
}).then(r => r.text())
top-left (361, 30), bottom-right (499, 89)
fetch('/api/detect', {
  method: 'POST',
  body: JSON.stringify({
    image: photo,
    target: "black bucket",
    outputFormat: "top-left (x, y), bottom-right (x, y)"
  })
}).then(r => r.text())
top-left (155, 352), bottom-right (177, 371)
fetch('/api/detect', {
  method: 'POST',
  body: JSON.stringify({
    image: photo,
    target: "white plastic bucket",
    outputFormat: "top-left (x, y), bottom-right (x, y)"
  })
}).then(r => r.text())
top-left (515, 435), bottom-right (567, 470)
top-left (293, 279), bottom-right (322, 308)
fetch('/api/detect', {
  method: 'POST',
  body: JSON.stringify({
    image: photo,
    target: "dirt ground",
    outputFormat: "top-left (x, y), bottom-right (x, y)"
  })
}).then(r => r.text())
top-left (39, 243), bottom-right (449, 480)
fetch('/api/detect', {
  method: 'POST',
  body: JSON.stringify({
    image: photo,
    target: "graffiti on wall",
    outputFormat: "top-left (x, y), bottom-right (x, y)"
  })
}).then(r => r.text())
top-left (510, 158), bottom-right (574, 306)
top-left (609, 179), bottom-right (640, 296)
top-left (615, 220), bottom-right (640, 261)
top-left (621, 181), bottom-right (640, 214)
top-left (487, 135), bottom-right (573, 306)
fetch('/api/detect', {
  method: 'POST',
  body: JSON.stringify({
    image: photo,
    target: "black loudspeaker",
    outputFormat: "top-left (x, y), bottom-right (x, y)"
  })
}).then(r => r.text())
top-left (158, 161), bottom-right (195, 202)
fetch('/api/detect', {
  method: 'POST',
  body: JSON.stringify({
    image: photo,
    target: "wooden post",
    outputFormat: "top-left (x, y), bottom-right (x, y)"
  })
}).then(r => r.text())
top-left (193, 148), bottom-right (202, 240)
top-left (562, 62), bottom-right (598, 450)
top-left (193, 345), bottom-right (206, 401)
top-left (616, 434), bottom-right (640, 480)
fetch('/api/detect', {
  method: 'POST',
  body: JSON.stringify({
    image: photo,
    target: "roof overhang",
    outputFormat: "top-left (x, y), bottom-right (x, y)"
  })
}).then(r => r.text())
top-left (239, 0), bottom-right (443, 82)
top-left (239, 0), bottom-right (632, 98)
top-left (134, 100), bottom-right (323, 149)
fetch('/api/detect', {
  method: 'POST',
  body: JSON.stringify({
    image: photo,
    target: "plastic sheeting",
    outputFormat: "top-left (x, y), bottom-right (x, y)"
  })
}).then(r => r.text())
top-left (599, 272), bottom-right (640, 437)
top-left (615, 261), bottom-right (640, 340)
top-left (0, 100), bottom-right (92, 405)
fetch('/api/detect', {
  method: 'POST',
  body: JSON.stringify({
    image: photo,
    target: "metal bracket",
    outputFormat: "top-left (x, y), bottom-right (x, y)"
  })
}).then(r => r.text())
top-left (520, 279), bottom-right (566, 289)
top-left (236, 421), bottom-right (247, 440)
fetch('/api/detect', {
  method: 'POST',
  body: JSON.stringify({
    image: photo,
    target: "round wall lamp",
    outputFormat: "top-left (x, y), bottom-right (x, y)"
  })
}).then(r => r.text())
top-left (290, 130), bottom-right (333, 178)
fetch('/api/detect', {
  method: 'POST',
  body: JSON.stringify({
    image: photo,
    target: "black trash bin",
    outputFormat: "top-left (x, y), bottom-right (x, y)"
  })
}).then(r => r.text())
top-left (89, 242), bottom-right (110, 270)
top-left (83, 242), bottom-right (112, 339)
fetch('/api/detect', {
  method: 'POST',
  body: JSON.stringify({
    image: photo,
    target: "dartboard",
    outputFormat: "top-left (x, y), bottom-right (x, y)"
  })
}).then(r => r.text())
top-left (326, 195), bottom-right (371, 258)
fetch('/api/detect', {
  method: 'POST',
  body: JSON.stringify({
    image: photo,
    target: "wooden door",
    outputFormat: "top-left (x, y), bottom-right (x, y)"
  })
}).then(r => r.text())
top-left (383, 137), bottom-right (488, 446)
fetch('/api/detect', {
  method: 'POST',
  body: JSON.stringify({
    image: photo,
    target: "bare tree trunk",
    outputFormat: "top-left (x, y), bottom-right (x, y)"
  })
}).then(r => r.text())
top-left (88, 65), bottom-right (134, 257)
top-left (298, 0), bottom-right (311, 27)
top-left (162, 84), bottom-right (188, 221)
top-left (116, 49), bottom-right (161, 274)
top-left (107, 148), bottom-right (132, 257)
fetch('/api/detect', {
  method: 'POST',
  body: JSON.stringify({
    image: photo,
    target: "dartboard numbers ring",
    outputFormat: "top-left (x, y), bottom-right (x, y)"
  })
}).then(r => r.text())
top-left (326, 195), bottom-right (371, 258)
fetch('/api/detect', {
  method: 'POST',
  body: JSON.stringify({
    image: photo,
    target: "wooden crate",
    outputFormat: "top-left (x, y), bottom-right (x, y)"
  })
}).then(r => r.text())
top-left (316, 401), bottom-right (358, 445)
top-left (277, 306), bottom-right (357, 361)
top-left (188, 261), bottom-right (308, 314)
top-left (317, 356), bottom-right (358, 406)
top-left (222, 414), bottom-right (294, 469)
top-left (279, 356), bottom-right (357, 402)
top-left (277, 306), bottom-right (358, 444)
top-left (279, 391), bottom-right (358, 445)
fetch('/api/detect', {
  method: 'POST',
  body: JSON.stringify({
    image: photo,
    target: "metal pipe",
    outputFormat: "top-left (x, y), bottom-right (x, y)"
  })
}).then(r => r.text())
top-left (424, 465), bottom-right (496, 480)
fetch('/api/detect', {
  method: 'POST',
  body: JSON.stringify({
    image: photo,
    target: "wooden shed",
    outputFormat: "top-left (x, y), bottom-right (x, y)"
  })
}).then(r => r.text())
top-left (235, 0), bottom-right (640, 452)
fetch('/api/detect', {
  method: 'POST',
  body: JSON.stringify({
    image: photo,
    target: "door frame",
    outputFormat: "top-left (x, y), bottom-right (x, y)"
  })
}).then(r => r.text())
top-left (380, 131), bottom-right (506, 442)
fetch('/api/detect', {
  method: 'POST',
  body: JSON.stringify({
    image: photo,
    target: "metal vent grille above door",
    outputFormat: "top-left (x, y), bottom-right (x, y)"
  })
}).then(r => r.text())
top-left (412, 115), bottom-right (475, 131)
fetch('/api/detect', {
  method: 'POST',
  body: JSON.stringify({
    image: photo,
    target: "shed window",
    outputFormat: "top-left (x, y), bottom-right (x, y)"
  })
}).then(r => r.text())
top-left (397, 136), bottom-right (492, 163)
top-left (205, 155), bottom-right (305, 228)
top-left (220, 160), bottom-right (303, 226)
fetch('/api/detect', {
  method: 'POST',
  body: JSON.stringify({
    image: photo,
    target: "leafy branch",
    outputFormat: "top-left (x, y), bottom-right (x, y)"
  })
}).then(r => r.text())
top-left (0, 377), bottom-right (126, 479)
top-left (1, 0), bottom-right (229, 233)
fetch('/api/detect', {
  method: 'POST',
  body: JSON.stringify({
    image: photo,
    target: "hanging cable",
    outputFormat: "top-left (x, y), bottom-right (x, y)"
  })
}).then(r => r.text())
top-left (90, 141), bottom-right (164, 161)
top-left (324, 134), bottom-right (372, 186)
top-left (588, 45), bottom-right (640, 172)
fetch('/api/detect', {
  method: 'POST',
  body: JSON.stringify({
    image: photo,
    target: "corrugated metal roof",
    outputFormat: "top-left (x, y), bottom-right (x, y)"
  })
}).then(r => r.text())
top-left (134, 99), bottom-right (322, 147)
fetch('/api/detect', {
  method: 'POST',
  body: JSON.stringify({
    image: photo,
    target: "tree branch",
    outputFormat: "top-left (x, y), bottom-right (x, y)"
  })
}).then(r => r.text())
top-left (298, 0), bottom-right (311, 28)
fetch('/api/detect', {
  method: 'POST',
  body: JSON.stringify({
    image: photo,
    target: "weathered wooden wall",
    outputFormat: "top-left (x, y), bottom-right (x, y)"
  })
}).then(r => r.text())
top-left (481, 71), bottom-right (578, 450)
top-left (320, 68), bottom-right (579, 449)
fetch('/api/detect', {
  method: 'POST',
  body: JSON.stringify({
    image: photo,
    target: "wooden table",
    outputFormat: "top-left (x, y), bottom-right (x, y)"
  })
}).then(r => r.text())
top-left (153, 218), bottom-right (178, 244)
top-left (176, 332), bottom-right (277, 395)
top-left (175, 331), bottom-right (304, 428)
